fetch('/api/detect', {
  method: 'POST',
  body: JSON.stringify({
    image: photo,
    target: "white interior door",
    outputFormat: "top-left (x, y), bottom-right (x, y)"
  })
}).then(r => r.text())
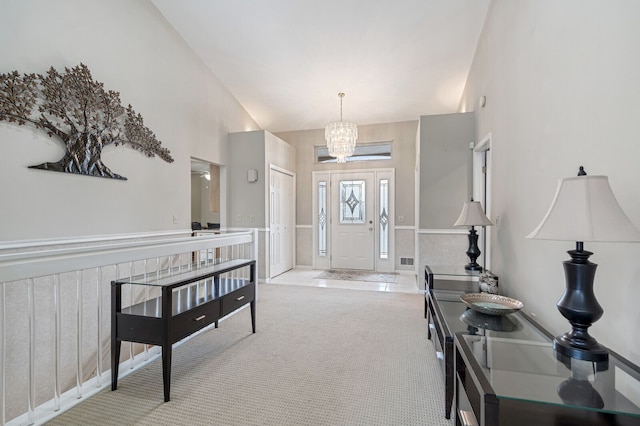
top-left (330, 172), bottom-right (374, 270)
top-left (270, 168), bottom-right (294, 277)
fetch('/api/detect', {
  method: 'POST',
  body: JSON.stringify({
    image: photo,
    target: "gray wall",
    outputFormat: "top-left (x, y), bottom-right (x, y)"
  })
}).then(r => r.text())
top-left (191, 174), bottom-right (220, 226)
top-left (228, 130), bottom-right (295, 279)
top-left (229, 131), bottom-right (267, 228)
top-left (277, 121), bottom-right (417, 269)
top-left (419, 112), bottom-right (474, 229)
top-left (0, 0), bottom-right (259, 241)
top-left (460, 0), bottom-right (640, 364)
top-left (277, 121), bottom-right (418, 227)
top-left (191, 175), bottom-right (203, 223)
top-left (228, 130), bottom-right (295, 229)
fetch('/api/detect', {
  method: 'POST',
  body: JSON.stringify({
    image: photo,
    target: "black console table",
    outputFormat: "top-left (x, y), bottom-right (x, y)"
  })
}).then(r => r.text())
top-left (111, 258), bottom-right (256, 402)
top-left (424, 264), bottom-right (479, 318)
top-left (424, 265), bottom-right (480, 419)
top-left (424, 264), bottom-right (640, 424)
top-left (455, 310), bottom-right (640, 425)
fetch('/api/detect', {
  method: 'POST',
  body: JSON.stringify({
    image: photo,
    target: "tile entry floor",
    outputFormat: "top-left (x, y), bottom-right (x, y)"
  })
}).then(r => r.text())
top-left (265, 268), bottom-right (421, 294)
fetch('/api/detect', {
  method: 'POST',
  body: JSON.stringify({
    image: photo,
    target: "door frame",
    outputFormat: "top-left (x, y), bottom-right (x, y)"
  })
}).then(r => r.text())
top-left (473, 133), bottom-right (492, 271)
top-left (312, 168), bottom-right (395, 272)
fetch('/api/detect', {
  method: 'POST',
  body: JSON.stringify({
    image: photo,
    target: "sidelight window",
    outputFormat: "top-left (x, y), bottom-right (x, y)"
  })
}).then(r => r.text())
top-left (318, 181), bottom-right (327, 256)
top-left (379, 179), bottom-right (389, 259)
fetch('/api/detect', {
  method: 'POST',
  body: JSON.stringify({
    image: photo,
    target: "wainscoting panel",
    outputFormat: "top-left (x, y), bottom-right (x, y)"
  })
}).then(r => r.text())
top-left (418, 231), bottom-right (469, 289)
top-left (296, 226), bottom-right (312, 267)
top-left (395, 228), bottom-right (415, 272)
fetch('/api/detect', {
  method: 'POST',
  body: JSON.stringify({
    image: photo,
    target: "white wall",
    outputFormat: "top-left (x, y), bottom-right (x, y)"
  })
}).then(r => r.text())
top-left (0, 0), bottom-right (259, 241)
top-left (461, 0), bottom-right (640, 363)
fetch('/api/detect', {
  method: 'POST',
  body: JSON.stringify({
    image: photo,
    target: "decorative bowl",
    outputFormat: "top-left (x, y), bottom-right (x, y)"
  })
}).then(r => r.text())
top-left (459, 293), bottom-right (523, 316)
top-left (460, 309), bottom-right (522, 332)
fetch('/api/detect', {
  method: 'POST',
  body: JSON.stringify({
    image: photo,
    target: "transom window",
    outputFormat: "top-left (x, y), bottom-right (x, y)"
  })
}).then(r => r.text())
top-left (316, 142), bottom-right (392, 163)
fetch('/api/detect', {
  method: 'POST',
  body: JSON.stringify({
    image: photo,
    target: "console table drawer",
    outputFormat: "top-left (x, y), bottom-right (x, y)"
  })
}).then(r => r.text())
top-left (221, 283), bottom-right (255, 317)
top-left (172, 299), bottom-right (221, 342)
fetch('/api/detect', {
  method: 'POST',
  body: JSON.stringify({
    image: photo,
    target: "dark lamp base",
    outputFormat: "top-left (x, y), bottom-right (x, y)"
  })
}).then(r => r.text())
top-left (554, 247), bottom-right (609, 364)
top-left (553, 334), bottom-right (609, 363)
top-left (464, 263), bottom-right (483, 272)
top-left (463, 228), bottom-right (483, 272)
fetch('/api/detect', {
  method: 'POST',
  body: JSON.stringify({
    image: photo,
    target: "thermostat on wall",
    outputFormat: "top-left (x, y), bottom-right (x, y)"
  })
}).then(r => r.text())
top-left (247, 169), bottom-right (258, 183)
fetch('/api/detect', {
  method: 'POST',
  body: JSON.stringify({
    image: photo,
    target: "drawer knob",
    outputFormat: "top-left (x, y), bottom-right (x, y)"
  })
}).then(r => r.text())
top-left (194, 315), bottom-right (206, 321)
top-left (459, 409), bottom-right (478, 426)
top-left (236, 295), bottom-right (245, 301)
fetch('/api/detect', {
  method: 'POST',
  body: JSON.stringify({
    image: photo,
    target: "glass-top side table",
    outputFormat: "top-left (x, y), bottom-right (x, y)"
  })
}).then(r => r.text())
top-left (114, 258), bottom-right (254, 287)
top-left (429, 264), bottom-right (482, 278)
top-left (426, 286), bottom-right (549, 419)
top-left (424, 265), bottom-right (480, 291)
top-left (456, 326), bottom-right (640, 425)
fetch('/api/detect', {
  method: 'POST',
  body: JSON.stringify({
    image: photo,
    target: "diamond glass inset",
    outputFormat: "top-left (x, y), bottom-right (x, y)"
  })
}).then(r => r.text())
top-left (339, 180), bottom-right (365, 224)
top-left (345, 190), bottom-right (360, 214)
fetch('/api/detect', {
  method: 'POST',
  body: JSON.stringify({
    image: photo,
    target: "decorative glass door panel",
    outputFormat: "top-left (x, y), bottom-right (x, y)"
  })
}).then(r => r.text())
top-left (339, 180), bottom-right (365, 224)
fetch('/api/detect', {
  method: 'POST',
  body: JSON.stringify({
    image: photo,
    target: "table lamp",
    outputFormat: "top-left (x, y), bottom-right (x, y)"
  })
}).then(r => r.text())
top-left (453, 200), bottom-right (493, 271)
top-left (527, 167), bottom-right (640, 362)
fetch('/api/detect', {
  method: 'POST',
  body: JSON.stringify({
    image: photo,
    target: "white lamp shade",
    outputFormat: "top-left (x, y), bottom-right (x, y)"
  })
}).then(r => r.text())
top-left (527, 175), bottom-right (640, 242)
top-left (453, 201), bottom-right (493, 227)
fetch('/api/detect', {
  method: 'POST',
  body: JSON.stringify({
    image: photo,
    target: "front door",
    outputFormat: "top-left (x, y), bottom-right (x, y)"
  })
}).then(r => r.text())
top-left (330, 172), bottom-right (374, 270)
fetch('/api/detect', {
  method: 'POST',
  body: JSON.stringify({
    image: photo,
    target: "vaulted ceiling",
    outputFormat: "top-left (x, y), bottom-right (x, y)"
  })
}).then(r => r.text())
top-left (152, 0), bottom-right (490, 133)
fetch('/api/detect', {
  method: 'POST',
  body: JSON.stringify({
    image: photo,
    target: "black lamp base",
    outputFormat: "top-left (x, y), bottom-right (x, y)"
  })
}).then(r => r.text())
top-left (464, 227), bottom-right (483, 272)
top-left (555, 246), bottom-right (609, 363)
top-left (554, 334), bottom-right (609, 363)
top-left (464, 263), bottom-right (483, 272)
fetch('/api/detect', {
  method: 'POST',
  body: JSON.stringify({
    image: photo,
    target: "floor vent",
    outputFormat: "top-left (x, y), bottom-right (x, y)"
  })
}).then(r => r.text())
top-left (400, 257), bottom-right (414, 266)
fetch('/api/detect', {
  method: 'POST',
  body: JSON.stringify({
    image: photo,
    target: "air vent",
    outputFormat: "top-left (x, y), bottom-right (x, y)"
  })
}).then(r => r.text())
top-left (400, 257), bottom-right (414, 266)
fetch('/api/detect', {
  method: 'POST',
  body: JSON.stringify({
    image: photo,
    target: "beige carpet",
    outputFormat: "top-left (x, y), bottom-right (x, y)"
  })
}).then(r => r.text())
top-left (46, 284), bottom-right (451, 426)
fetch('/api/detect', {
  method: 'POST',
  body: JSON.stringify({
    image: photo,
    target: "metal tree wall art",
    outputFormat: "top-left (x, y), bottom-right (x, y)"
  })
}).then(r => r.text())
top-left (0, 63), bottom-right (173, 180)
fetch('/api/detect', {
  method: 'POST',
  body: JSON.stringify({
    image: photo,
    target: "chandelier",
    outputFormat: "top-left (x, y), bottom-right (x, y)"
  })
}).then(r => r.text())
top-left (325, 92), bottom-right (358, 163)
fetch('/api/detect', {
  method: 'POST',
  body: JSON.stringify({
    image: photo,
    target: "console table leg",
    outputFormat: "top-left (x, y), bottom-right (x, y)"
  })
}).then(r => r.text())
top-left (445, 343), bottom-right (454, 419)
top-left (111, 283), bottom-right (122, 391)
top-left (111, 339), bottom-right (121, 391)
top-left (250, 300), bottom-right (256, 333)
top-left (425, 298), bottom-right (428, 319)
top-left (162, 345), bottom-right (172, 402)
